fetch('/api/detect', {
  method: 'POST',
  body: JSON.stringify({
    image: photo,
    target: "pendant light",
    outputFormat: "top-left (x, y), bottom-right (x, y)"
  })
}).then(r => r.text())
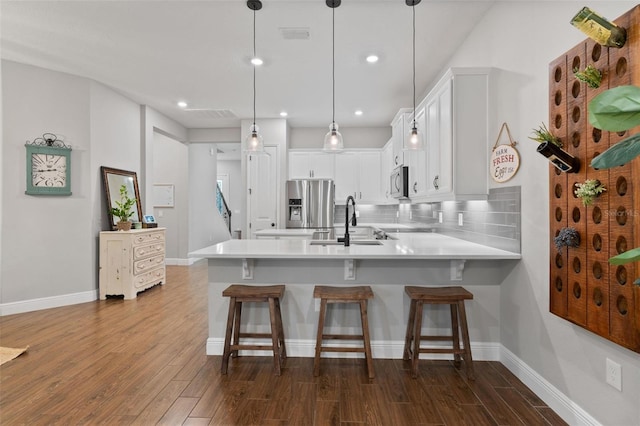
top-left (404, 0), bottom-right (423, 151)
top-left (244, 0), bottom-right (264, 153)
top-left (323, 0), bottom-right (344, 152)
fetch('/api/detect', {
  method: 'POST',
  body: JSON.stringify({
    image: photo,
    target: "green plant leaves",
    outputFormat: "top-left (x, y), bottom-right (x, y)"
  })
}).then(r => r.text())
top-left (589, 85), bottom-right (640, 131)
top-left (590, 134), bottom-right (640, 169)
top-left (609, 247), bottom-right (640, 265)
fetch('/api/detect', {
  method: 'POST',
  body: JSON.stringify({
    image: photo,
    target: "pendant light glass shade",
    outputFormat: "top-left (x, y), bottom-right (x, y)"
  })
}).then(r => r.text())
top-left (244, 0), bottom-right (265, 154)
top-left (404, 0), bottom-right (423, 151)
top-left (323, 0), bottom-right (344, 152)
top-left (323, 122), bottom-right (343, 151)
top-left (407, 120), bottom-right (423, 150)
top-left (245, 123), bottom-right (264, 152)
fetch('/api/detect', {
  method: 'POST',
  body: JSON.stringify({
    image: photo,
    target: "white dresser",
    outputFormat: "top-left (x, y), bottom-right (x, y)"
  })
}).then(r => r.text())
top-left (99, 228), bottom-right (166, 299)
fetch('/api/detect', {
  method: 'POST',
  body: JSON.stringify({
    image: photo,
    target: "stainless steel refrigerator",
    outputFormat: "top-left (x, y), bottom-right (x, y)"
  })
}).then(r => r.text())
top-left (286, 179), bottom-right (335, 238)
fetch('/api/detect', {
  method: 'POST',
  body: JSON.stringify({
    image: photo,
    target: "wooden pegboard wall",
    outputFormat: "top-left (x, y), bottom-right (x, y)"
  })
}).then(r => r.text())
top-left (548, 5), bottom-right (640, 352)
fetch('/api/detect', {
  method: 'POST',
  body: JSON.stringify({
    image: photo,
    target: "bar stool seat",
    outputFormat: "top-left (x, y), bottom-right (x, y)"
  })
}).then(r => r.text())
top-left (221, 284), bottom-right (286, 375)
top-left (403, 286), bottom-right (474, 379)
top-left (313, 285), bottom-right (375, 379)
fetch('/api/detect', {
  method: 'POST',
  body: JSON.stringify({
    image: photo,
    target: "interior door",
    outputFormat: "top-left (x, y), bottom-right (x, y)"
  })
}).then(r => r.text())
top-left (247, 145), bottom-right (278, 237)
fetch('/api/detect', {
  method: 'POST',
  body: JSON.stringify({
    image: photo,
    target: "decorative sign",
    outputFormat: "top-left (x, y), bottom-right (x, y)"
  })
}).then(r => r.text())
top-left (153, 184), bottom-right (174, 207)
top-left (491, 122), bottom-right (520, 183)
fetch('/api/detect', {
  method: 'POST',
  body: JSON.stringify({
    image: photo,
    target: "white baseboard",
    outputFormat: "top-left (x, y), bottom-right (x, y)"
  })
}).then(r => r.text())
top-left (500, 345), bottom-right (600, 426)
top-left (206, 338), bottom-right (501, 360)
top-left (0, 290), bottom-right (98, 316)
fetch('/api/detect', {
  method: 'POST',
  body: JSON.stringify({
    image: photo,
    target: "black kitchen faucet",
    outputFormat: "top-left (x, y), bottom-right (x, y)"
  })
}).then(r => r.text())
top-left (338, 195), bottom-right (357, 246)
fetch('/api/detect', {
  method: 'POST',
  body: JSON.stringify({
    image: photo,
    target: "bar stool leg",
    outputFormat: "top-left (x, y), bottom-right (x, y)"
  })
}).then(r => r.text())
top-left (457, 300), bottom-right (475, 380)
top-left (411, 300), bottom-right (424, 378)
top-left (314, 298), bottom-right (328, 377)
top-left (403, 299), bottom-right (417, 361)
top-left (221, 297), bottom-right (237, 375)
top-left (231, 301), bottom-right (242, 358)
top-left (359, 299), bottom-right (375, 379)
top-left (450, 304), bottom-right (461, 368)
top-left (274, 297), bottom-right (287, 361)
top-left (268, 297), bottom-right (282, 375)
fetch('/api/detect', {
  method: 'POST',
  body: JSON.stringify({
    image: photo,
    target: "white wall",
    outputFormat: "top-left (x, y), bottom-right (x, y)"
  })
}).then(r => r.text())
top-left (2, 61), bottom-right (94, 305)
top-left (188, 143), bottom-right (231, 254)
top-left (445, 2), bottom-right (639, 425)
top-left (0, 60), bottom-right (187, 312)
top-left (217, 160), bottom-right (243, 233)
top-left (153, 132), bottom-right (189, 261)
top-left (290, 126), bottom-right (390, 149)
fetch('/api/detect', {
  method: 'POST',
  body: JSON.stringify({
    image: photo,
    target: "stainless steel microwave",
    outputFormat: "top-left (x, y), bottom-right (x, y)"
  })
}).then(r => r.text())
top-left (390, 166), bottom-right (409, 198)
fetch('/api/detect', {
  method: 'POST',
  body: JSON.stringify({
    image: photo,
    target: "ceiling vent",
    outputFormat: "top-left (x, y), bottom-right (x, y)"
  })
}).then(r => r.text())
top-left (183, 109), bottom-right (237, 119)
top-left (279, 27), bottom-right (310, 40)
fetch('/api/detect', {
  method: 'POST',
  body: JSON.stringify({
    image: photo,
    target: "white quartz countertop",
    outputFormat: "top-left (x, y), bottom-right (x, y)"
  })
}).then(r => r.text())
top-left (253, 229), bottom-right (317, 237)
top-left (189, 232), bottom-right (521, 260)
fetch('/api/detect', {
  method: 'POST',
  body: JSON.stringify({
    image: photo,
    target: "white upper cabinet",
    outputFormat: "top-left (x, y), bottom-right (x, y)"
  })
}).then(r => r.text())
top-left (380, 140), bottom-right (393, 202)
top-left (390, 109), bottom-right (412, 168)
top-left (334, 151), bottom-right (382, 204)
top-left (422, 67), bottom-right (491, 202)
top-left (288, 151), bottom-right (335, 179)
top-left (405, 105), bottom-right (427, 197)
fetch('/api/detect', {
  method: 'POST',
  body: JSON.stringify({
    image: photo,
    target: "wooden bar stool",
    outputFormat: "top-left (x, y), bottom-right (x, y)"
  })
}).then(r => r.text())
top-left (313, 285), bottom-right (375, 379)
top-left (221, 284), bottom-right (286, 375)
top-left (403, 286), bottom-right (474, 380)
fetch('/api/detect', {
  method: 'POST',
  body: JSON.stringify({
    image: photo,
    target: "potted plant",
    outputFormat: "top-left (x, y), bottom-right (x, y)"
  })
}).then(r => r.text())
top-left (110, 184), bottom-right (136, 231)
top-left (589, 84), bottom-right (640, 284)
top-left (554, 227), bottom-right (580, 252)
top-left (573, 64), bottom-right (603, 89)
top-left (574, 179), bottom-right (606, 206)
top-left (529, 122), bottom-right (563, 147)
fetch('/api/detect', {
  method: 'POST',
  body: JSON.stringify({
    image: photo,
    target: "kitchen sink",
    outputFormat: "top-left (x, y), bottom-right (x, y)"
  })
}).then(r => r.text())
top-left (309, 239), bottom-right (383, 246)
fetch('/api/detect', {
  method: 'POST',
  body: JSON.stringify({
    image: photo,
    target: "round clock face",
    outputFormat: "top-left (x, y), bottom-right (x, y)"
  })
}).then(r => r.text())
top-left (31, 153), bottom-right (67, 187)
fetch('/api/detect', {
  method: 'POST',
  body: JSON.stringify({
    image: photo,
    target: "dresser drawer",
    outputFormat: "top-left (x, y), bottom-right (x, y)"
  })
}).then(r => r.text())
top-left (133, 243), bottom-right (165, 260)
top-left (134, 267), bottom-right (165, 289)
top-left (133, 231), bottom-right (165, 247)
top-left (134, 254), bottom-right (164, 275)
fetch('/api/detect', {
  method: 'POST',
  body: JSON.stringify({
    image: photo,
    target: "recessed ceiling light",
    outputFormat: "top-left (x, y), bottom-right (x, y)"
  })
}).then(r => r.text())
top-left (251, 57), bottom-right (264, 66)
top-left (280, 111), bottom-right (288, 117)
top-left (366, 55), bottom-right (379, 63)
top-left (177, 101), bottom-right (188, 108)
top-left (355, 110), bottom-right (363, 116)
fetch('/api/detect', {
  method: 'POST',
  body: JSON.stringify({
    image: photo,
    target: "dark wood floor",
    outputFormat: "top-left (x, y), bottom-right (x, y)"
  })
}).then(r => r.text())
top-left (0, 261), bottom-right (567, 425)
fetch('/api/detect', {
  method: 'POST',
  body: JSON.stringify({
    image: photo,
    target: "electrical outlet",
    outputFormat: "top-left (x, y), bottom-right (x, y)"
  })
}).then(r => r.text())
top-left (458, 213), bottom-right (464, 226)
top-left (314, 298), bottom-right (320, 312)
top-left (606, 358), bottom-right (622, 391)
top-left (438, 212), bottom-right (443, 223)
top-left (355, 211), bottom-right (360, 218)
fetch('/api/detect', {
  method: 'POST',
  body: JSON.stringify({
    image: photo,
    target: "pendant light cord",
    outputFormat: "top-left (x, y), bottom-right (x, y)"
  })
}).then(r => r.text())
top-left (332, 6), bottom-right (336, 126)
top-left (412, 3), bottom-right (416, 125)
top-left (253, 8), bottom-right (257, 127)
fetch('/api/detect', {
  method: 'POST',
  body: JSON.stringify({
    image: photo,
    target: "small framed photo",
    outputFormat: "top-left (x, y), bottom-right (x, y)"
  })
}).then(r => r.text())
top-left (143, 214), bottom-right (156, 224)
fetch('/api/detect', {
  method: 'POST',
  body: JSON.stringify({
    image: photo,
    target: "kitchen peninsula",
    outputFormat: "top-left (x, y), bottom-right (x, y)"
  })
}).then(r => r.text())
top-left (190, 230), bottom-right (521, 359)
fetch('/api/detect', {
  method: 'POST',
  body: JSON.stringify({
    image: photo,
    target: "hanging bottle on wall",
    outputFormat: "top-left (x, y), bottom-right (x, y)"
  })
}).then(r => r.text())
top-left (571, 6), bottom-right (627, 48)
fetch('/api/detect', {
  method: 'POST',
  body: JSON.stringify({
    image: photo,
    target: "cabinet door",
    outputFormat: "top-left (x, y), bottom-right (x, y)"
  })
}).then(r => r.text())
top-left (310, 153), bottom-right (335, 178)
top-left (380, 141), bottom-right (393, 201)
top-left (334, 153), bottom-right (358, 203)
top-left (391, 114), bottom-right (405, 167)
top-left (358, 151), bottom-right (381, 202)
top-left (289, 152), bottom-right (312, 179)
top-left (407, 106), bottom-right (427, 197)
top-left (426, 81), bottom-right (452, 196)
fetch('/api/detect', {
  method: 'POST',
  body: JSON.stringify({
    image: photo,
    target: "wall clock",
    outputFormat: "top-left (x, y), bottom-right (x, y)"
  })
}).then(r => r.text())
top-left (25, 133), bottom-right (72, 196)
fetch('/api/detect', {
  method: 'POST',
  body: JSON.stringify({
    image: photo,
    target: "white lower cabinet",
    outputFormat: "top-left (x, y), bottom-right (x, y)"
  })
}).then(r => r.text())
top-left (99, 228), bottom-right (166, 299)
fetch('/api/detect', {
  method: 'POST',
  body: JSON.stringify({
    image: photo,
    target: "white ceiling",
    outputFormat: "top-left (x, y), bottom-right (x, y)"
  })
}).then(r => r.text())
top-left (1, 1), bottom-right (562, 130)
